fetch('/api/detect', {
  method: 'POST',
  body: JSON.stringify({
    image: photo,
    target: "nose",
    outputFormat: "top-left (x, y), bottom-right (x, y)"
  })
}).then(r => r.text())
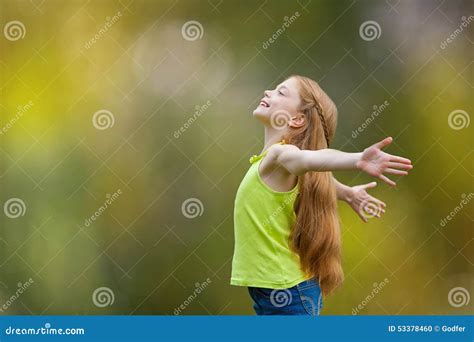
top-left (264, 90), bottom-right (270, 98)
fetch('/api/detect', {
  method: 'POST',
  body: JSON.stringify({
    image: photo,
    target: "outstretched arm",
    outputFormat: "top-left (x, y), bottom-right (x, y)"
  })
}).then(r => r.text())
top-left (269, 137), bottom-right (413, 186)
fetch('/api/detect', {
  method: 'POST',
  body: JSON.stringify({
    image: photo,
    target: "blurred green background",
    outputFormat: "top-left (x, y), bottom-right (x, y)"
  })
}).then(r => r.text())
top-left (0, 0), bottom-right (472, 315)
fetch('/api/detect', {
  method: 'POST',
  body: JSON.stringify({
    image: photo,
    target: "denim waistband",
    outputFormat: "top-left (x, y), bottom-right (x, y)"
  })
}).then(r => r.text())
top-left (295, 277), bottom-right (320, 290)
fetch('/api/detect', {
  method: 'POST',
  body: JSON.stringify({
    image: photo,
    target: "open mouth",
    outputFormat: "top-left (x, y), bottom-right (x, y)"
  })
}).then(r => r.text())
top-left (259, 99), bottom-right (270, 108)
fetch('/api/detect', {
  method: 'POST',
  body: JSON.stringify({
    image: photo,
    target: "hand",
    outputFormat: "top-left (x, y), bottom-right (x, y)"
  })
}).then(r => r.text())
top-left (356, 137), bottom-right (413, 187)
top-left (346, 182), bottom-right (386, 222)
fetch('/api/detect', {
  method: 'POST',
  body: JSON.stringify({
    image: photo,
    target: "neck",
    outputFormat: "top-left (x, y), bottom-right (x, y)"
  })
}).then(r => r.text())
top-left (261, 125), bottom-right (286, 154)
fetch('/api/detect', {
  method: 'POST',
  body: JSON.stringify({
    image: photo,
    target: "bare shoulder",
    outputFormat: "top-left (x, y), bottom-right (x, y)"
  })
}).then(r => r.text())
top-left (265, 143), bottom-right (307, 176)
top-left (266, 143), bottom-right (300, 160)
top-left (261, 143), bottom-right (301, 173)
top-left (265, 143), bottom-right (301, 166)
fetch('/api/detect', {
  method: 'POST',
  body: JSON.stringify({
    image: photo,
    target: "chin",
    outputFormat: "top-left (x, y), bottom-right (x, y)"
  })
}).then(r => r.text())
top-left (253, 106), bottom-right (268, 116)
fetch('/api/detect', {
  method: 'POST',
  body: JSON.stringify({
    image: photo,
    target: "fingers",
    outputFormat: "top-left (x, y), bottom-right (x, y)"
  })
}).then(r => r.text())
top-left (357, 200), bottom-right (386, 222)
top-left (362, 181), bottom-right (377, 190)
top-left (357, 212), bottom-right (368, 223)
top-left (370, 196), bottom-right (386, 209)
top-left (387, 162), bottom-right (413, 170)
top-left (362, 182), bottom-right (387, 207)
top-left (374, 137), bottom-right (393, 150)
top-left (385, 168), bottom-right (409, 176)
top-left (369, 205), bottom-right (383, 217)
top-left (379, 174), bottom-right (396, 187)
top-left (358, 205), bottom-right (384, 221)
top-left (389, 155), bottom-right (412, 164)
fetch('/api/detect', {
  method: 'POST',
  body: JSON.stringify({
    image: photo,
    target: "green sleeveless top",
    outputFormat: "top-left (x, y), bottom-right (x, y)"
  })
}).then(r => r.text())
top-left (230, 140), bottom-right (311, 289)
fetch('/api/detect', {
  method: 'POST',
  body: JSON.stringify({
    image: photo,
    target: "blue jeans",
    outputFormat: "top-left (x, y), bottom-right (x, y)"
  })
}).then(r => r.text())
top-left (247, 278), bottom-right (323, 315)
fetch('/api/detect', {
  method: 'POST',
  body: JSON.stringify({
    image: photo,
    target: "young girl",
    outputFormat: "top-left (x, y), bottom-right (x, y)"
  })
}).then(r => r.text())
top-left (230, 75), bottom-right (413, 316)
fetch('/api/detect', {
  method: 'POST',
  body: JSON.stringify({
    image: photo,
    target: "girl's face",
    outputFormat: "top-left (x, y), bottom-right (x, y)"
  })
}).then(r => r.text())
top-left (253, 77), bottom-right (304, 128)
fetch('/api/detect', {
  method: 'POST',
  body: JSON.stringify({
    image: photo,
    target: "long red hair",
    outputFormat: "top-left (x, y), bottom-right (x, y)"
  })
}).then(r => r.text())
top-left (282, 75), bottom-right (343, 297)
